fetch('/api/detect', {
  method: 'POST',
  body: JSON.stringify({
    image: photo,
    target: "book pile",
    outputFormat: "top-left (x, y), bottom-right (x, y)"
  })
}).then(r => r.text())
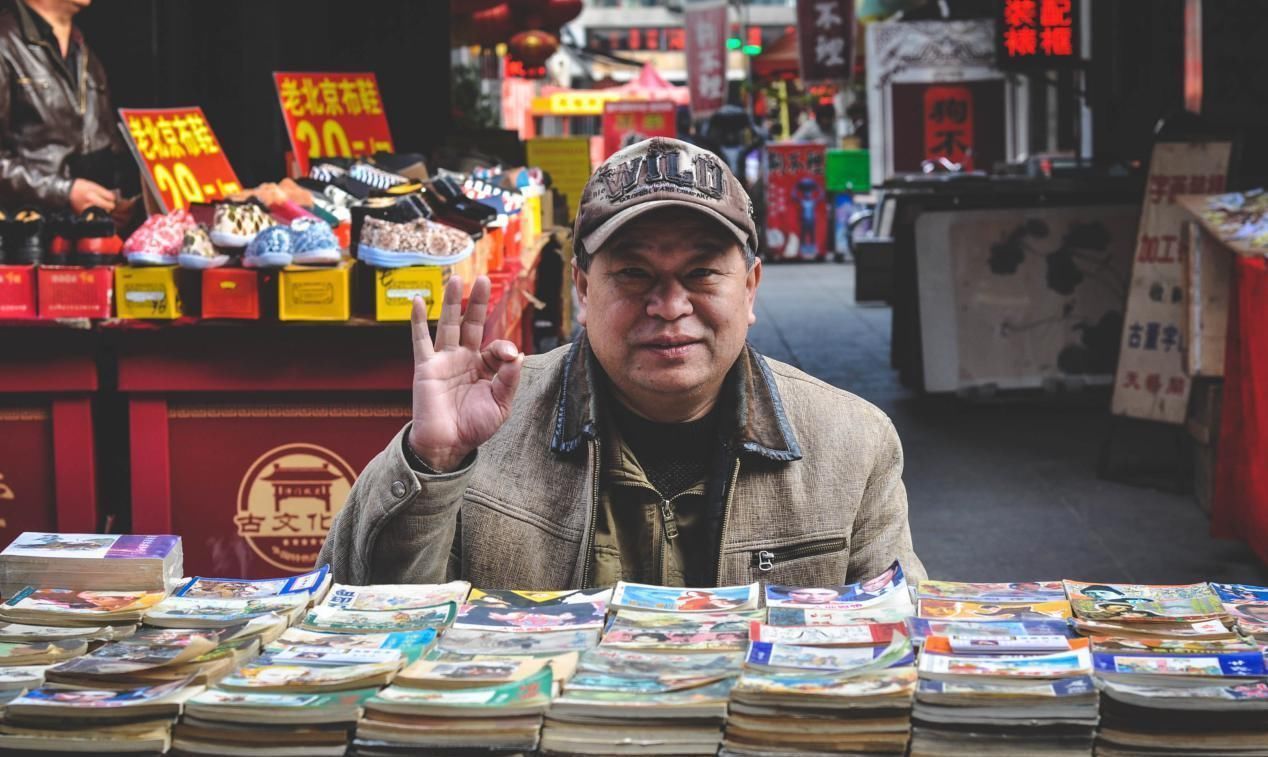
top-left (722, 562), bottom-right (919, 756)
top-left (0, 675), bottom-right (201, 753)
top-left (1067, 581), bottom-right (1268, 756)
top-left (540, 582), bottom-right (758, 756)
top-left (1211, 582), bottom-right (1268, 643)
top-left (355, 587), bottom-right (604, 755)
top-left (175, 578), bottom-right (452, 756)
top-left (909, 580), bottom-right (1099, 757)
top-left (0, 532), bottom-right (183, 597)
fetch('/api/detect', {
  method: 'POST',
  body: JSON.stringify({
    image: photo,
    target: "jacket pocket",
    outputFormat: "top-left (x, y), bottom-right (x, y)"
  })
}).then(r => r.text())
top-left (751, 537), bottom-right (848, 573)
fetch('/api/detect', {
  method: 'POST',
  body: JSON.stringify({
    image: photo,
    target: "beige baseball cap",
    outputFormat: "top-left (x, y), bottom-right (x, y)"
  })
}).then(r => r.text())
top-left (573, 137), bottom-right (757, 259)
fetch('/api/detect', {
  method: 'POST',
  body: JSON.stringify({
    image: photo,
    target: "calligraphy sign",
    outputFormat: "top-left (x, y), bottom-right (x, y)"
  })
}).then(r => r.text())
top-left (797, 0), bottom-right (854, 82)
top-left (273, 72), bottom-right (394, 176)
top-left (119, 107), bottom-right (242, 213)
top-left (685, 1), bottom-right (728, 118)
top-left (923, 85), bottom-right (975, 170)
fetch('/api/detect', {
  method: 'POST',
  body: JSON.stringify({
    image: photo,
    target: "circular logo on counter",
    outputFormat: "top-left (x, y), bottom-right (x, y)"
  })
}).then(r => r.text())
top-left (235, 443), bottom-right (356, 573)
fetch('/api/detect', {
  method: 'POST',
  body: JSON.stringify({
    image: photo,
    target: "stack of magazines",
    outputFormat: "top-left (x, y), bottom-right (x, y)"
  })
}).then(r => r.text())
top-left (1211, 582), bottom-right (1268, 643)
top-left (723, 563), bottom-right (918, 756)
top-left (1065, 580), bottom-right (1236, 642)
top-left (0, 532), bottom-right (183, 597)
top-left (354, 586), bottom-right (601, 754)
top-left (540, 582), bottom-right (758, 756)
top-left (909, 580), bottom-right (1098, 757)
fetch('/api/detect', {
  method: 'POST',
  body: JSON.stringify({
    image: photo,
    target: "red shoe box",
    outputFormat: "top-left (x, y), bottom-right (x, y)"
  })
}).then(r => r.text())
top-left (201, 268), bottom-right (260, 320)
top-left (37, 266), bottom-right (112, 319)
top-left (0, 265), bottom-right (37, 319)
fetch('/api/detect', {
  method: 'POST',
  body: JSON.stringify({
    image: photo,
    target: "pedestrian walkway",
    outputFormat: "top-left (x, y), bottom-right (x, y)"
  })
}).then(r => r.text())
top-left (747, 261), bottom-right (1268, 584)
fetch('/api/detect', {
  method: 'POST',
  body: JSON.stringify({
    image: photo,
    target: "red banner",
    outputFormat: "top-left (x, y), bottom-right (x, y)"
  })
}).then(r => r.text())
top-left (601, 100), bottom-right (677, 159)
top-left (119, 107), bottom-right (242, 213)
top-left (796, 0), bottom-right (854, 82)
top-left (273, 72), bottom-right (395, 176)
top-left (923, 85), bottom-right (975, 170)
top-left (685, 1), bottom-right (728, 118)
top-left (1000, 0), bottom-right (1079, 68)
top-left (765, 143), bottom-right (828, 261)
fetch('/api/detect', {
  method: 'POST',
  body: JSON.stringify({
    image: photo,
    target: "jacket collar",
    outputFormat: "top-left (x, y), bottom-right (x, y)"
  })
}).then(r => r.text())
top-left (549, 331), bottom-right (803, 463)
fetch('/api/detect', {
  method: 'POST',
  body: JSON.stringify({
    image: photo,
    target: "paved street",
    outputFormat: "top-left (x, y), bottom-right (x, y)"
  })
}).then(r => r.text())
top-left (747, 261), bottom-right (1268, 585)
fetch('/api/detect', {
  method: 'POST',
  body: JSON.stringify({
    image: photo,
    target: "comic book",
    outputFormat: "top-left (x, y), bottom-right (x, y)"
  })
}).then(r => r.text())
top-left (610, 582), bottom-right (760, 612)
top-left (1210, 582), bottom-right (1268, 638)
top-left (915, 675), bottom-right (1096, 701)
top-left (453, 601), bottom-right (607, 633)
top-left (265, 645), bottom-right (403, 667)
top-left (0, 665), bottom-right (48, 691)
top-left (396, 657), bottom-right (552, 689)
top-left (436, 627), bottom-right (600, 657)
top-left (922, 635), bottom-right (1087, 655)
top-left (917, 648), bottom-right (1092, 680)
top-left (184, 687), bottom-right (378, 725)
top-left (906, 618), bottom-right (1073, 646)
top-left (46, 635), bottom-right (216, 679)
top-left (916, 598), bottom-right (1072, 621)
top-left (175, 565), bottom-right (330, 602)
top-left (916, 579), bottom-right (1067, 602)
top-left (548, 676), bottom-right (735, 718)
top-left (748, 621), bottom-right (906, 647)
top-left (576, 647), bottom-right (742, 678)
top-left (7, 675), bottom-right (197, 718)
top-left (764, 561), bottom-right (912, 612)
top-left (1093, 650), bottom-right (1267, 678)
top-left (0, 588), bottom-right (166, 626)
top-left (1090, 636), bottom-right (1260, 655)
top-left (219, 660), bottom-right (400, 692)
top-left (745, 635), bottom-right (915, 673)
top-left (275, 628), bottom-right (438, 663)
top-left (733, 666), bottom-right (918, 703)
top-left (1070, 616), bottom-right (1239, 641)
top-left (0, 639), bottom-right (86, 665)
top-left (299, 601), bottom-right (456, 634)
top-left (143, 594), bottom-right (310, 629)
top-left (766, 607), bottom-right (913, 627)
top-left (320, 582), bottom-right (470, 611)
top-left (466, 587), bottom-right (613, 608)
top-left (0, 532), bottom-right (182, 596)
top-left (601, 626), bottom-right (749, 652)
top-left (607, 609), bottom-right (762, 629)
top-left (366, 667), bottom-right (553, 716)
top-left (1063, 580), bottom-right (1225, 622)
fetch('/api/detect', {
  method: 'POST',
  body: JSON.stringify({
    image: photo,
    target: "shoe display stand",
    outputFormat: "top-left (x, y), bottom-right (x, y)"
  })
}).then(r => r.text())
top-left (0, 322), bottom-right (101, 541)
top-left (115, 258), bottom-right (537, 578)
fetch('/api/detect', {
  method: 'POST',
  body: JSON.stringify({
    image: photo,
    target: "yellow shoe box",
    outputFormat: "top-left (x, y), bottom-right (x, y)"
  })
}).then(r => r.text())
top-left (374, 266), bottom-right (445, 321)
top-left (278, 259), bottom-right (353, 321)
top-left (115, 265), bottom-right (182, 319)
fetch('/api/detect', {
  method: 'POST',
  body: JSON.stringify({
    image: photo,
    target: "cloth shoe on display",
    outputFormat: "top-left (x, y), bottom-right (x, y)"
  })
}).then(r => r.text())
top-left (288, 217), bottom-right (342, 265)
top-left (242, 224), bottom-right (294, 268)
top-left (209, 201), bottom-right (272, 248)
top-left (356, 215), bottom-right (474, 269)
top-left (348, 162), bottom-right (410, 192)
top-left (73, 207), bottom-right (123, 266)
top-left (123, 210), bottom-right (196, 266)
top-left (177, 225), bottom-right (228, 270)
top-left (7, 209), bottom-right (46, 265)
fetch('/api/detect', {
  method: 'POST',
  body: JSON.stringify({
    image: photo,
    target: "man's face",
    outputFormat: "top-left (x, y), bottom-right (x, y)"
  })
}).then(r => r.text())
top-left (789, 588), bottom-right (839, 604)
top-left (575, 207), bottom-right (760, 421)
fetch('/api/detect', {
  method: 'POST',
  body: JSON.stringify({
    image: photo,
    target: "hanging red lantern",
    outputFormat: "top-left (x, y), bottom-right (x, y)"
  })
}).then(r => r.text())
top-left (508, 29), bottom-right (559, 68)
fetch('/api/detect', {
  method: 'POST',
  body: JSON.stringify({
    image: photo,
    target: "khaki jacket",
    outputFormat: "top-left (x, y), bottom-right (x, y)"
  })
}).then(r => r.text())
top-left (318, 335), bottom-right (925, 588)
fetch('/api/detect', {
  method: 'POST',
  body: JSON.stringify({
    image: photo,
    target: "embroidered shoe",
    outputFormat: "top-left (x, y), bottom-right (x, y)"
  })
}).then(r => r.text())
top-left (357, 216), bottom-right (474, 269)
top-left (177, 225), bottom-right (228, 269)
top-left (209, 201), bottom-right (272, 247)
top-left (123, 210), bottom-right (195, 266)
top-left (74, 207), bottom-right (123, 266)
top-left (288, 217), bottom-right (342, 265)
top-left (242, 224), bottom-right (294, 268)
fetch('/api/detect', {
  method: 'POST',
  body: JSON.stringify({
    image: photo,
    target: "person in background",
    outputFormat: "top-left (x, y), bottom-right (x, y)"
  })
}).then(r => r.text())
top-left (0, 0), bottom-right (134, 220)
top-left (790, 103), bottom-right (836, 145)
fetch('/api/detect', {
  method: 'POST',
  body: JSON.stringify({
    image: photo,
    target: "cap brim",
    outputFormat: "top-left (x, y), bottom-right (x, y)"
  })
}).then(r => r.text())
top-left (582, 199), bottom-right (751, 257)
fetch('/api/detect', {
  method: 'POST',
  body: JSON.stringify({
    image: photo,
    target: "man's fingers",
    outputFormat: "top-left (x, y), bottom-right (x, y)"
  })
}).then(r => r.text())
top-left (410, 296), bottom-right (434, 362)
top-left (460, 276), bottom-right (492, 352)
top-left (489, 351), bottom-right (523, 412)
top-left (434, 276), bottom-right (464, 351)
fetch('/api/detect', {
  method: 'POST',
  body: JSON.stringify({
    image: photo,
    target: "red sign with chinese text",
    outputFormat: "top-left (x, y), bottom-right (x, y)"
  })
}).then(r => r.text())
top-left (273, 72), bottom-right (395, 176)
top-left (685, 1), bottom-right (728, 118)
top-left (1000, 0), bottom-right (1078, 68)
top-left (765, 143), bottom-right (828, 261)
top-left (601, 101), bottom-right (677, 160)
top-left (923, 86), bottom-right (975, 170)
top-left (797, 0), bottom-right (854, 82)
top-left (119, 107), bottom-right (242, 213)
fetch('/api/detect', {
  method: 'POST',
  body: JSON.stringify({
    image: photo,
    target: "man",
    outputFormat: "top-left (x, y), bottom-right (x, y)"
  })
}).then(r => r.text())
top-left (0, 0), bottom-right (132, 215)
top-left (320, 136), bottom-right (923, 589)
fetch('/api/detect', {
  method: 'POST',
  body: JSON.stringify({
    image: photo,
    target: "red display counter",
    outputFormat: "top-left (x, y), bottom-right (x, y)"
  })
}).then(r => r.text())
top-left (113, 275), bottom-right (535, 578)
top-left (0, 323), bottom-right (100, 538)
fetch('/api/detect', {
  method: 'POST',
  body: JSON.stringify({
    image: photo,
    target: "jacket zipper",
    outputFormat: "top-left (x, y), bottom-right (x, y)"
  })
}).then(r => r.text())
top-left (713, 457), bottom-right (742, 585)
top-left (579, 439), bottom-right (601, 589)
top-left (751, 537), bottom-right (849, 572)
top-left (614, 479), bottom-right (696, 584)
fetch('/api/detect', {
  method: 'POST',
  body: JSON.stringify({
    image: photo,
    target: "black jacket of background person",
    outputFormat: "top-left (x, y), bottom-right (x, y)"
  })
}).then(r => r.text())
top-left (0, 1), bottom-right (131, 209)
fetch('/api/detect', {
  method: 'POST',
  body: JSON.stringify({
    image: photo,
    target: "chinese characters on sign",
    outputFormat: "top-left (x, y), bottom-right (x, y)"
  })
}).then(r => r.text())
top-left (273, 72), bottom-right (394, 176)
top-left (119, 107), bottom-right (242, 213)
top-left (923, 86), bottom-right (975, 170)
top-left (796, 0), bottom-right (854, 82)
top-left (601, 101), bottom-right (677, 160)
top-left (766, 143), bottom-right (828, 260)
top-left (1000, 0), bottom-right (1077, 67)
top-left (1111, 141), bottom-right (1233, 424)
top-left (684, 1), bottom-right (728, 118)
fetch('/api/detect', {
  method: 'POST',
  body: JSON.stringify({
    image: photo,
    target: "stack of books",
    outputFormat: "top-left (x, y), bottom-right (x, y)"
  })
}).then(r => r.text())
top-left (722, 563), bottom-right (919, 756)
top-left (0, 532), bottom-right (183, 597)
top-left (540, 582), bottom-right (758, 756)
top-left (909, 580), bottom-right (1098, 757)
top-left (0, 675), bottom-right (201, 753)
top-left (174, 577), bottom-right (448, 756)
top-left (1211, 582), bottom-right (1268, 643)
top-left (355, 587), bottom-right (603, 754)
top-left (1065, 580), bottom-right (1235, 641)
top-left (0, 587), bottom-right (165, 629)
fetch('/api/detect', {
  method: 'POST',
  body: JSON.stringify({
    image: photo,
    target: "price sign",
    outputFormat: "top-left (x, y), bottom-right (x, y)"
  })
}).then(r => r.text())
top-left (273, 72), bottom-right (394, 176)
top-left (601, 100), bottom-right (676, 160)
top-left (119, 106), bottom-right (242, 213)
